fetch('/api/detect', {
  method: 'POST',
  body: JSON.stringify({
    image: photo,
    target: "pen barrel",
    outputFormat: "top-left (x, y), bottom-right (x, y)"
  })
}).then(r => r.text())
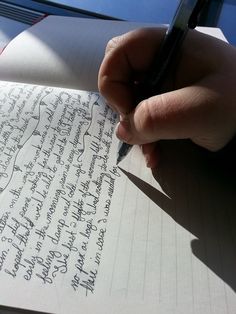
top-left (138, 0), bottom-right (209, 100)
top-left (138, 26), bottom-right (188, 101)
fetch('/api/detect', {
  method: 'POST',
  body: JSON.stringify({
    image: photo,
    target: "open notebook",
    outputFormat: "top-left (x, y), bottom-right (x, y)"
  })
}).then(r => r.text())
top-left (0, 15), bottom-right (235, 314)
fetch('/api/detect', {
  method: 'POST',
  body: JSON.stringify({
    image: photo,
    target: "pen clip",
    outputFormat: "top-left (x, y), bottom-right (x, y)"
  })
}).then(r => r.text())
top-left (188, 0), bottom-right (209, 29)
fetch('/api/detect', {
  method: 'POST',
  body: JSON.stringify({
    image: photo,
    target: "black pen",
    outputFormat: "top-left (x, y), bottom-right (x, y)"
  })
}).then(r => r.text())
top-left (116, 0), bottom-right (208, 165)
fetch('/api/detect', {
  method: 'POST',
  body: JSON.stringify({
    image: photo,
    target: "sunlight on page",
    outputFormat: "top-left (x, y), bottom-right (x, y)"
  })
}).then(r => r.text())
top-left (0, 81), bottom-right (235, 314)
top-left (0, 16), bottom-right (227, 92)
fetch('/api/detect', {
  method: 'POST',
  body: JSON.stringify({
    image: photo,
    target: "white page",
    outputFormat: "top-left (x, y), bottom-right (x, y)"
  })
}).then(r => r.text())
top-left (0, 80), bottom-right (236, 314)
top-left (0, 16), bottom-right (156, 91)
top-left (0, 16), bottom-right (227, 92)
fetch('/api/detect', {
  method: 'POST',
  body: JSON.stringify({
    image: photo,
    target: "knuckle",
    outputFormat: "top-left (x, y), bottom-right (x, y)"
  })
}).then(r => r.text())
top-left (105, 36), bottom-right (122, 55)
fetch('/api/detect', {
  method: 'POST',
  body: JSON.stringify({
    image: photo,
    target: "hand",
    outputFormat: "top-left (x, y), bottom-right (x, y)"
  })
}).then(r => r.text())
top-left (98, 28), bottom-right (236, 168)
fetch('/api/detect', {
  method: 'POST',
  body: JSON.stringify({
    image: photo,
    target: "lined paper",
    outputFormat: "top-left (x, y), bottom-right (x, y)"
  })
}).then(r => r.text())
top-left (0, 15), bottom-right (234, 310)
top-left (96, 143), bottom-right (236, 314)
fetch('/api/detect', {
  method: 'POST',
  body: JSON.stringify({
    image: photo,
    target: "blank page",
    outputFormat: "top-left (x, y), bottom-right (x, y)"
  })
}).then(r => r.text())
top-left (0, 16), bottom-right (227, 91)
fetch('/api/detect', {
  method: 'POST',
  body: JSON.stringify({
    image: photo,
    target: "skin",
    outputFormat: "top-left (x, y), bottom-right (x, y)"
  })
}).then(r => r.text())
top-left (98, 28), bottom-right (236, 168)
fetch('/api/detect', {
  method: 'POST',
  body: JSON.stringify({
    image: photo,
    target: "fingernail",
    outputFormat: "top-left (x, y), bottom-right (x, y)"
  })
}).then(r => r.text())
top-left (141, 146), bottom-right (151, 167)
top-left (116, 118), bottom-right (131, 142)
top-left (141, 144), bottom-right (160, 169)
top-left (144, 154), bottom-right (151, 168)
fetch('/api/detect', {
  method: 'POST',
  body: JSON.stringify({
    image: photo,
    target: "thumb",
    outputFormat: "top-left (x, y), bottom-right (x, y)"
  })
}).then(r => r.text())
top-left (116, 83), bottom-right (233, 151)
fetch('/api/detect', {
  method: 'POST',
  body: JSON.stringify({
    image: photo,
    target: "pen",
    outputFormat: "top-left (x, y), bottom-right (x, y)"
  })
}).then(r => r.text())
top-left (116, 0), bottom-right (208, 165)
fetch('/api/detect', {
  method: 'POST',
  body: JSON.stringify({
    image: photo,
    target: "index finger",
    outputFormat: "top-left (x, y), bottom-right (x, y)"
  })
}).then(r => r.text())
top-left (98, 27), bottom-right (166, 114)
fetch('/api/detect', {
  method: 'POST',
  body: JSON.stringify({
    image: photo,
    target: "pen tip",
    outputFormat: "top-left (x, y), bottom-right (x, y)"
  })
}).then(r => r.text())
top-left (116, 154), bottom-right (122, 165)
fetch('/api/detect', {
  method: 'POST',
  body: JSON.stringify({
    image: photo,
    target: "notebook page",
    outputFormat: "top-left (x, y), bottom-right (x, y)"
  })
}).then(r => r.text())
top-left (0, 16), bottom-right (227, 92)
top-left (0, 16), bottom-right (156, 91)
top-left (0, 80), bottom-right (122, 313)
top-left (100, 142), bottom-right (236, 314)
top-left (0, 80), bottom-right (235, 314)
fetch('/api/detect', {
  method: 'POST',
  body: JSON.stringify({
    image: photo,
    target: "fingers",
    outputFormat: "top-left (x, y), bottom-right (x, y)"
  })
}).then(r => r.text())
top-left (98, 27), bottom-right (166, 114)
top-left (98, 27), bottom-right (236, 165)
top-left (116, 78), bottom-right (236, 151)
top-left (141, 142), bottom-right (160, 168)
top-left (116, 86), bottom-right (202, 142)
